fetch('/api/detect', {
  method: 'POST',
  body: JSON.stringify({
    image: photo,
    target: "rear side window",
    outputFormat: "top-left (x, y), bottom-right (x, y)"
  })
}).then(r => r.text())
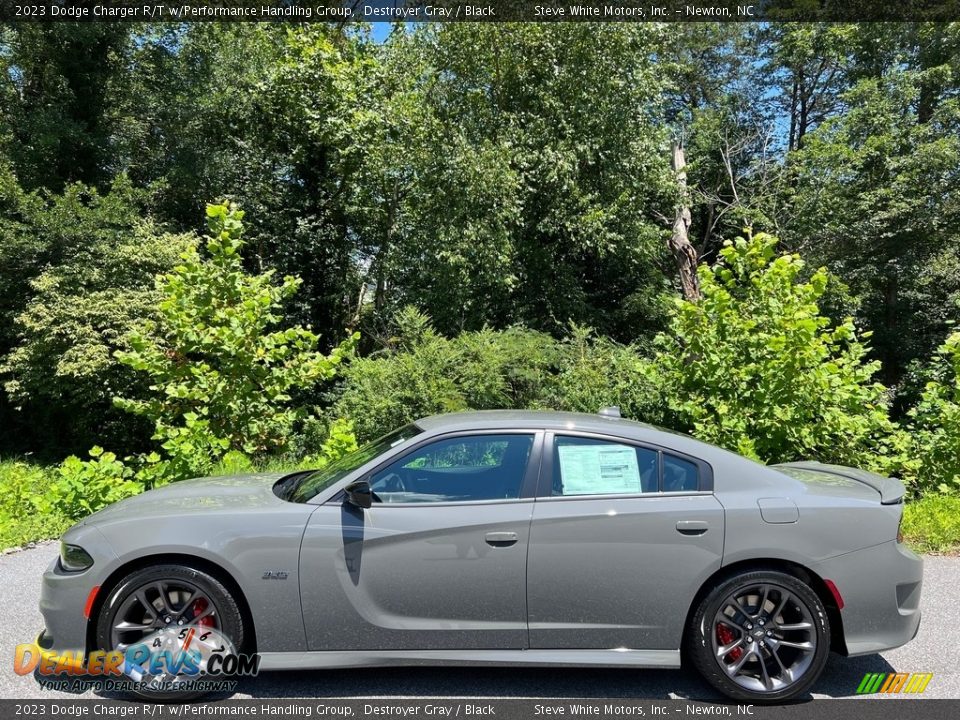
top-left (551, 436), bottom-right (703, 496)
top-left (552, 436), bottom-right (658, 496)
top-left (663, 454), bottom-right (699, 492)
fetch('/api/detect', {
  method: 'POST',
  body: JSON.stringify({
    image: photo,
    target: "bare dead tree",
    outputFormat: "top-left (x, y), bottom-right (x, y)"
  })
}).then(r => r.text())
top-left (695, 121), bottom-right (799, 251)
top-left (668, 139), bottom-right (701, 301)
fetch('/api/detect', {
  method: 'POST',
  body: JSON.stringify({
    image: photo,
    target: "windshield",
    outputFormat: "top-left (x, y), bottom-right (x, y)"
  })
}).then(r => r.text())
top-left (286, 424), bottom-right (423, 503)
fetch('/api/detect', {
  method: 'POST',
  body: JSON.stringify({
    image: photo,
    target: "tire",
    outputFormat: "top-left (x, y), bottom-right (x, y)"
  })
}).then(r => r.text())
top-left (95, 564), bottom-right (246, 701)
top-left (685, 569), bottom-right (830, 703)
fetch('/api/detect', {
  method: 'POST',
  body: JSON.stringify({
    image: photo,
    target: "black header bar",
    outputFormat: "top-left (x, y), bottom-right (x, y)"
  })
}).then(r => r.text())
top-left (3, 1), bottom-right (960, 23)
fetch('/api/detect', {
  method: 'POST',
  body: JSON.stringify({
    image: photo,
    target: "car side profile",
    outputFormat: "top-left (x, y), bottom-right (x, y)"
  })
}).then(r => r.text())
top-left (39, 409), bottom-right (922, 702)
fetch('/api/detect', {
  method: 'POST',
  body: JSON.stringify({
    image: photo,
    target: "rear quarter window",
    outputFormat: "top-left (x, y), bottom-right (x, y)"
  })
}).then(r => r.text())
top-left (663, 454), bottom-right (699, 492)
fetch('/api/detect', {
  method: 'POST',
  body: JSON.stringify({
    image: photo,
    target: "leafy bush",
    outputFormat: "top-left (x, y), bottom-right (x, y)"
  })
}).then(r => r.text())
top-left (902, 331), bottom-right (960, 494)
top-left (652, 232), bottom-right (896, 470)
top-left (43, 447), bottom-right (142, 521)
top-left (114, 202), bottom-right (356, 484)
top-left (304, 417), bottom-right (359, 467)
top-left (901, 494), bottom-right (960, 553)
top-left (0, 174), bottom-right (160, 456)
top-left (328, 307), bottom-right (562, 442)
top-left (538, 325), bottom-right (666, 424)
top-left (0, 460), bottom-right (70, 548)
top-left (328, 309), bottom-right (675, 443)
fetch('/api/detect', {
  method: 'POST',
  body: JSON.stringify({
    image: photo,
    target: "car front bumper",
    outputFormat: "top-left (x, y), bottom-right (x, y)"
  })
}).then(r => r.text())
top-left (813, 539), bottom-right (923, 656)
top-left (38, 555), bottom-right (96, 655)
top-left (38, 527), bottom-right (119, 657)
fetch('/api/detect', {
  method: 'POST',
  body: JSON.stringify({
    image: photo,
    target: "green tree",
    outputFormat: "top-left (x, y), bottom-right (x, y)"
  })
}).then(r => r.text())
top-left (2, 219), bottom-right (194, 456)
top-left (781, 24), bottom-right (960, 390)
top-left (654, 232), bottom-right (895, 469)
top-left (0, 24), bottom-right (131, 190)
top-left (150, 25), bottom-right (373, 339)
top-left (359, 24), bottom-right (675, 339)
top-left (0, 173), bottom-right (155, 456)
top-left (115, 202), bottom-right (355, 482)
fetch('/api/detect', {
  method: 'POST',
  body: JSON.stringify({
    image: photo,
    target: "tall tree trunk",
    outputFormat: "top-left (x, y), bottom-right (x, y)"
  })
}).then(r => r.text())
top-left (789, 80), bottom-right (799, 151)
top-left (669, 140), bottom-right (701, 301)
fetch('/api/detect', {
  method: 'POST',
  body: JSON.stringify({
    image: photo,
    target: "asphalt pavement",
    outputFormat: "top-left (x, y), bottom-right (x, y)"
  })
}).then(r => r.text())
top-left (1, 542), bottom-right (957, 700)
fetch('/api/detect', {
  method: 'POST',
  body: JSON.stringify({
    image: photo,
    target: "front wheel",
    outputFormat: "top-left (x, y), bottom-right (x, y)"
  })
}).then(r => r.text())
top-left (686, 570), bottom-right (831, 703)
top-left (95, 564), bottom-right (246, 701)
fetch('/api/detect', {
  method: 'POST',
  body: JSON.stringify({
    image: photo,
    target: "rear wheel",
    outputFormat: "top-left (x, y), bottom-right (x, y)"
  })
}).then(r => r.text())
top-left (686, 570), bottom-right (830, 703)
top-left (95, 564), bottom-right (245, 700)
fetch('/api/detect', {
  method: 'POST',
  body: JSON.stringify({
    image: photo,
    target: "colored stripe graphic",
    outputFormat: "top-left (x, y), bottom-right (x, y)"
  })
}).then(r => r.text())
top-left (882, 673), bottom-right (909, 693)
top-left (909, 673), bottom-right (933, 694)
top-left (856, 672), bottom-right (932, 694)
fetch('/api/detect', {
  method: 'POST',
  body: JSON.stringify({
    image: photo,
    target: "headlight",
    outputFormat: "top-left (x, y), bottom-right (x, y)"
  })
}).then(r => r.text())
top-left (59, 543), bottom-right (94, 572)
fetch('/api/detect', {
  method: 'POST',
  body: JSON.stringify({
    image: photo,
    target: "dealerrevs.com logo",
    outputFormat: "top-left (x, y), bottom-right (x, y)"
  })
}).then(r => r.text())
top-left (14, 626), bottom-right (259, 694)
top-left (856, 672), bottom-right (934, 694)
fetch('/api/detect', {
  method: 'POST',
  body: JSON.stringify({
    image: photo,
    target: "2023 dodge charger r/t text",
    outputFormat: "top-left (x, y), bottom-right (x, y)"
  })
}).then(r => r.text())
top-left (38, 409), bottom-right (922, 702)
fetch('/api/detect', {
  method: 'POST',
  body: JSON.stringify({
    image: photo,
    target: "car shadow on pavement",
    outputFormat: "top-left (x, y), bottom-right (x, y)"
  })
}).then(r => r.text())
top-left (234, 666), bottom-right (728, 701)
top-left (31, 653), bottom-right (895, 703)
top-left (811, 653), bottom-right (897, 698)
top-left (228, 652), bottom-right (897, 702)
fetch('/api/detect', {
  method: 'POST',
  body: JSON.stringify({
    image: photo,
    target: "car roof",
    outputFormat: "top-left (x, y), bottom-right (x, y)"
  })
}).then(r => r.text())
top-left (415, 410), bottom-right (687, 444)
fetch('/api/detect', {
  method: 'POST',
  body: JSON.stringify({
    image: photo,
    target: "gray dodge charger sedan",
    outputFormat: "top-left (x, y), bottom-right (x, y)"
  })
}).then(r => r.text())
top-left (38, 409), bottom-right (922, 702)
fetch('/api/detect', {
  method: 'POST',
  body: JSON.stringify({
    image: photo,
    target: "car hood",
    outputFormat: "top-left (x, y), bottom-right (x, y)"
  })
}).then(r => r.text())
top-left (774, 461), bottom-right (906, 504)
top-left (77, 472), bottom-right (290, 526)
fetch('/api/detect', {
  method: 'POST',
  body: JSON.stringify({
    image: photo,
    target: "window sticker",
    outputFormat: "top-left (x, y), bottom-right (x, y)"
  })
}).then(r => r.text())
top-left (557, 443), bottom-right (642, 495)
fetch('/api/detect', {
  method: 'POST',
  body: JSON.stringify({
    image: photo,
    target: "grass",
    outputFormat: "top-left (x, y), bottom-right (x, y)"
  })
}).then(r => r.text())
top-left (901, 494), bottom-right (960, 554)
top-left (3, 457), bottom-right (960, 555)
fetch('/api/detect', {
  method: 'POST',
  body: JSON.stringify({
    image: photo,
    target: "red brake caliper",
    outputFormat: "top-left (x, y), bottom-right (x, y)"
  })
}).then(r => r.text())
top-left (190, 597), bottom-right (215, 628)
top-left (716, 623), bottom-right (743, 662)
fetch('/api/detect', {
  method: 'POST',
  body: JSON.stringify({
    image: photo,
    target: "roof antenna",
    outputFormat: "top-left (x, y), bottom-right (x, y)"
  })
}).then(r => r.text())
top-left (598, 406), bottom-right (621, 418)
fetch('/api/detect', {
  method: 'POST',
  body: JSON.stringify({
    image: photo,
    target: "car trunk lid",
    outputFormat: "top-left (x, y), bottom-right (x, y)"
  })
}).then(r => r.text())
top-left (774, 461), bottom-right (906, 504)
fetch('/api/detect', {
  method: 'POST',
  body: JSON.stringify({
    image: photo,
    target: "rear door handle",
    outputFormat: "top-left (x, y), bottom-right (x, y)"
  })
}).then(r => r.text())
top-left (676, 520), bottom-right (709, 536)
top-left (485, 532), bottom-right (518, 547)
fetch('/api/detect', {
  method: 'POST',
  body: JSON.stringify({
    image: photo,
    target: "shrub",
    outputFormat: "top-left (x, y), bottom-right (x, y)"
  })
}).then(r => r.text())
top-left (0, 175), bottom-right (163, 456)
top-left (1, 221), bottom-right (195, 456)
top-left (43, 447), bottom-right (142, 521)
top-left (0, 460), bottom-right (70, 548)
top-left (328, 307), bottom-right (561, 442)
top-left (652, 232), bottom-right (896, 470)
top-left (305, 417), bottom-right (359, 467)
top-left (114, 202), bottom-right (356, 484)
top-left (903, 331), bottom-right (960, 494)
top-left (901, 494), bottom-right (960, 553)
top-left (538, 324), bottom-right (666, 424)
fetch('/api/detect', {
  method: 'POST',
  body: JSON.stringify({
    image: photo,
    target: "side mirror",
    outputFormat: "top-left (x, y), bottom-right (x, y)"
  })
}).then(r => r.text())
top-left (344, 480), bottom-right (372, 509)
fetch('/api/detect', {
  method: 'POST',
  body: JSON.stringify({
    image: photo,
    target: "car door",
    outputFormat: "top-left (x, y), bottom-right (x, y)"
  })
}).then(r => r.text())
top-left (527, 432), bottom-right (724, 650)
top-left (299, 431), bottom-right (542, 651)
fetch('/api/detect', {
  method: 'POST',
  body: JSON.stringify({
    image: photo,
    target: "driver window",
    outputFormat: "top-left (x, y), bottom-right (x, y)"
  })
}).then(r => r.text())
top-left (369, 434), bottom-right (534, 504)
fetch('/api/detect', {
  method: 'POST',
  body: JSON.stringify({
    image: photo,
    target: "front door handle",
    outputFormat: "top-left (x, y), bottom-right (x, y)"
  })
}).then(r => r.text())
top-left (676, 520), bottom-right (709, 536)
top-left (485, 531), bottom-right (518, 547)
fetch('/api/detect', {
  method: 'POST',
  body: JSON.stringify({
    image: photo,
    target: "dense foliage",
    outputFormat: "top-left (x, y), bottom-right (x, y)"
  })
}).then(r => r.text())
top-left (904, 332), bottom-right (960, 494)
top-left (328, 309), bottom-right (666, 444)
top-left (653, 233), bottom-right (895, 470)
top-left (113, 203), bottom-right (356, 486)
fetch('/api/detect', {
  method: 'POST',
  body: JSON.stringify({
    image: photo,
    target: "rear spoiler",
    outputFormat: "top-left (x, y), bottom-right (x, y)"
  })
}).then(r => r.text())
top-left (774, 461), bottom-right (906, 505)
